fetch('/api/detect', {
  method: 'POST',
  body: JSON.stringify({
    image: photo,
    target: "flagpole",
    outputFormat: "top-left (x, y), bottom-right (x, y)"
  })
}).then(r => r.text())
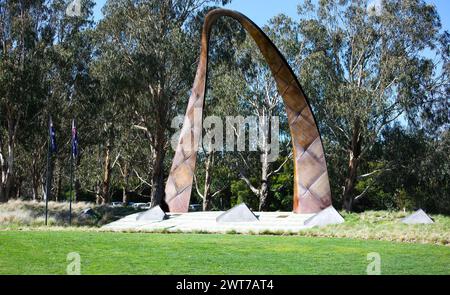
top-left (69, 149), bottom-right (73, 225)
top-left (69, 119), bottom-right (77, 225)
top-left (45, 116), bottom-right (52, 226)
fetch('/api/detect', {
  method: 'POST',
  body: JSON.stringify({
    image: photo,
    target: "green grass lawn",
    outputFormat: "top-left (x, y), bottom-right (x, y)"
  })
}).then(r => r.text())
top-left (2, 201), bottom-right (449, 245)
top-left (0, 231), bottom-right (448, 274)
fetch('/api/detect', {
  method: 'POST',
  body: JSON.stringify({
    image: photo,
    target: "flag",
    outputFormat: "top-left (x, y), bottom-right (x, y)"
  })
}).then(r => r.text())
top-left (71, 119), bottom-right (78, 158)
top-left (49, 117), bottom-right (57, 153)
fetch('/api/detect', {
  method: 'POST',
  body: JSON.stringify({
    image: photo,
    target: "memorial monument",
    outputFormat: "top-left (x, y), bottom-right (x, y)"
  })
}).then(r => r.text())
top-left (164, 9), bottom-right (333, 214)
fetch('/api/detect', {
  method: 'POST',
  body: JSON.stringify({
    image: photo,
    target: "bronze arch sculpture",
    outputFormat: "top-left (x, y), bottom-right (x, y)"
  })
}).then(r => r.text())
top-left (164, 9), bottom-right (332, 214)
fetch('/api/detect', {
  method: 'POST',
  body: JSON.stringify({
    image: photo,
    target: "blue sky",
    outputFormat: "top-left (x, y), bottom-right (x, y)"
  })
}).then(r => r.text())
top-left (92, 0), bottom-right (449, 31)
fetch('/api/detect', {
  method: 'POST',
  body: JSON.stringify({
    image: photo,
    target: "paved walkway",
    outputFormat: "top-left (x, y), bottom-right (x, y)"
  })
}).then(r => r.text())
top-left (102, 211), bottom-right (316, 234)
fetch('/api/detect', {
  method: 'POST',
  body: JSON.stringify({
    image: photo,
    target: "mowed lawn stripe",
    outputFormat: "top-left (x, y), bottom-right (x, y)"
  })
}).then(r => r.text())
top-left (0, 231), bottom-right (448, 274)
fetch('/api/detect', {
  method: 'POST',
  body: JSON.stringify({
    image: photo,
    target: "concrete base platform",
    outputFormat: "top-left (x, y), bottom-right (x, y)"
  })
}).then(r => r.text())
top-left (102, 211), bottom-right (318, 234)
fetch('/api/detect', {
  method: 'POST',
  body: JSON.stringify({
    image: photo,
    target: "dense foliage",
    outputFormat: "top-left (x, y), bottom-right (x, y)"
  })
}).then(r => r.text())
top-left (0, 0), bottom-right (448, 213)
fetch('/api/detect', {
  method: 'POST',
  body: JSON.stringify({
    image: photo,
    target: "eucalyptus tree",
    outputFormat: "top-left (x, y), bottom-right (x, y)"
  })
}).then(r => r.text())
top-left (92, 0), bottom-right (231, 205)
top-left (194, 62), bottom-right (244, 211)
top-left (44, 0), bottom-right (96, 201)
top-left (188, 14), bottom-right (248, 211)
top-left (191, 18), bottom-right (297, 212)
top-left (292, 0), bottom-right (447, 211)
top-left (217, 35), bottom-right (292, 211)
top-left (0, 0), bottom-right (52, 201)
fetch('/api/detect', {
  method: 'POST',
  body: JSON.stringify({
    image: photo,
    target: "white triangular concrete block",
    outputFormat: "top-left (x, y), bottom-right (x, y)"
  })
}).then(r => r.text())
top-left (216, 203), bottom-right (259, 222)
top-left (136, 205), bottom-right (167, 221)
top-left (304, 206), bottom-right (344, 228)
top-left (401, 209), bottom-right (434, 224)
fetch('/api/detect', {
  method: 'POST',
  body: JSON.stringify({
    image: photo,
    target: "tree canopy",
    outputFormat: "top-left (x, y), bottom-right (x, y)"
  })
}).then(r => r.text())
top-left (0, 0), bottom-right (448, 214)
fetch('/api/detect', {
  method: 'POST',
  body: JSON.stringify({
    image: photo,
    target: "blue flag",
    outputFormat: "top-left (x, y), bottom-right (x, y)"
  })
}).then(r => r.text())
top-left (71, 119), bottom-right (78, 158)
top-left (49, 117), bottom-right (57, 153)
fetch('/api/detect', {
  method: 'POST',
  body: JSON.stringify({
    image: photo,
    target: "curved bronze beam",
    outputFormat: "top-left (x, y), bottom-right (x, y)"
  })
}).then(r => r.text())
top-left (164, 9), bottom-right (332, 213)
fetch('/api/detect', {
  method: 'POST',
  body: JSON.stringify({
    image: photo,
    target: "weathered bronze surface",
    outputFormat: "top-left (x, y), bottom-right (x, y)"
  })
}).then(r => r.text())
top-left (164, 9), bottom-right (332, 213)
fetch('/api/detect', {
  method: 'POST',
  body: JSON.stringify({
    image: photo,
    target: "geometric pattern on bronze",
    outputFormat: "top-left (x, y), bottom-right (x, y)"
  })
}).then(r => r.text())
top-left (164, 9), bottom-right (332, 213)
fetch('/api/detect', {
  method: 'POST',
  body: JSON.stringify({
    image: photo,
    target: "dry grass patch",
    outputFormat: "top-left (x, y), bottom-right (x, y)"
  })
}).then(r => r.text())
top-left (297, 210), bottom-right (450, 246)
top-left (1, 201), bottom-right (449, 246)
top-left (0, 199), bottom-right (137, 227)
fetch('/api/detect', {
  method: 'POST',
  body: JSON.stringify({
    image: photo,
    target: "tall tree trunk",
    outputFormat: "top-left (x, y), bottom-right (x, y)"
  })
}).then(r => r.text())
top-left (343, 120), bottom-right (362, 212)
top-left (122, 187), bottom-right (127, 204)
top-left (0, 147), bottom-right (5, 202)
top-left (202, 152), bottom-right (214, 211)
top-left (150, 130), bottom-right (166, 208)
top-left (41, 180), bottom-right (46, 201)
top-left (259, 149), bottom-right (269, 211)
top-left (95, 181), bottom-right (102, 204)
top-left (258, 115), bottom-right (271, 211)
top-left (31, 155), bottom-right (39, 200)
top-left (122, 162), bottom-right (129, 203)
top-left (101, 143), bottom-right (112, 204)
top-left (32, 180), bottom-right (39, 200)
top-left (6, 119), bottom-right (16, 201)
top-left (0, 118), bottom-right (17, 202)
top-left (15, 177), bottom-right (22, 199)
top-left (259, 185), bottom-right (269, 211)
top-left (0, 185), bottom-right (4, 202)
top-left (55, 159), bottom-right (62, 202)
top-left (148, 84), bottom-right (169, 209)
